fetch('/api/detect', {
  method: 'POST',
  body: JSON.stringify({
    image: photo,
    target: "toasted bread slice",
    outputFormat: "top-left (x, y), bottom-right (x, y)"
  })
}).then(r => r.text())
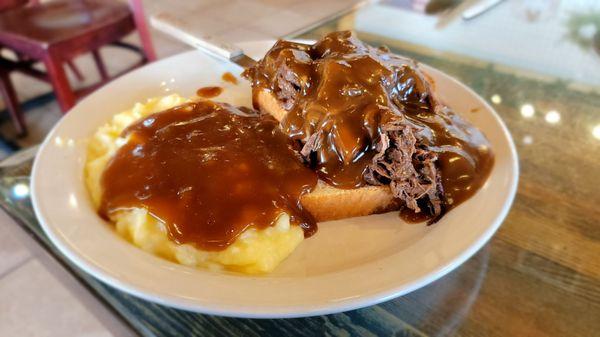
top-left (254, 89), bottom-right (399, 221)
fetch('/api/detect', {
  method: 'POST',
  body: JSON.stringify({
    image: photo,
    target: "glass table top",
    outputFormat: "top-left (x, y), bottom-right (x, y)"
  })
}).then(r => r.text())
top-left (1, 2), bottom-right (598, 336)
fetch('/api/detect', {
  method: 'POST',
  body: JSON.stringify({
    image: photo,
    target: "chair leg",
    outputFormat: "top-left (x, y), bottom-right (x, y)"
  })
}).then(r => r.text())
top-left (92, 49), bottom-right (109, 82)
top-left (0, 71), bottom-right (27, 137)
top-left (43, 54), bottom-right (76, 113)
top-left (129, 0), bottom-right (157, 62)
top-left (66, 59), bottom-right (85, 82)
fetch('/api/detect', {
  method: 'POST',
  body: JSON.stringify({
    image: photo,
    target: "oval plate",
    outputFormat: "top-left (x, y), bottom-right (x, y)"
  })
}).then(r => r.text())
top-left (31, 41), bottom-right (518, 318)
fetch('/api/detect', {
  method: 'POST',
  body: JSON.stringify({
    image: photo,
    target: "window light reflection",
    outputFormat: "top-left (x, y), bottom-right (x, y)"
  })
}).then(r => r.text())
top-left (491, 94), bottom-right (502, 104)
top-left (520, 104), bottom-right (535, 118)
top-left (69, 193), bottom-right (78, 208)
top-left (593, 124), bottom-right (600, 140)
top-left (12, 183), bottom-right (29, 198)
top-left (545, 110), bottom-right (560, 124)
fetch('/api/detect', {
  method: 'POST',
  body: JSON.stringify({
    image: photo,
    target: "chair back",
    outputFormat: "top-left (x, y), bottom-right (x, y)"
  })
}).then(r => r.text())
top-left (0, 0), bottom-right (30, 12)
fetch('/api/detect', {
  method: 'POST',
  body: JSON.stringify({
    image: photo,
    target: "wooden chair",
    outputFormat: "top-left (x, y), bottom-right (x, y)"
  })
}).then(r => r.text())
top-left (0, 0), bottom-right (156, 136)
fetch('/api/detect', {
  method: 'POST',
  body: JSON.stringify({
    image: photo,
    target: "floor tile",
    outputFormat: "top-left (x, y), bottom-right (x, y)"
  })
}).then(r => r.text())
top-left (0, 213), bottom-right (31, 278)
top-left (0, 259), bottom-right (119, 337)
top-left (0, 211), bottom-right (136, 337)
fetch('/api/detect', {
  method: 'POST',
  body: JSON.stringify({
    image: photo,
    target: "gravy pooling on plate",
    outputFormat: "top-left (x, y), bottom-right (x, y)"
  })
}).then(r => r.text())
top-left (99, 100), bottom-right (317, 251)
top-left (243, 31), bottom-right (494, 222)
top-left (196, 86), bottom-right (223, 98)
top-left (222, 72), bottom-right (238, 84)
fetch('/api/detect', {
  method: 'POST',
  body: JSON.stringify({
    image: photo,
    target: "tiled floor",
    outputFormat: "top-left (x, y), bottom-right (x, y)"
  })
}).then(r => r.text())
top-left (0, 1), bottom-right (363, 335)
top-left (0, 215), bottom-right (31, 278)
top-left (0, 211), bottom-right (135, 337)
top-left (1, 260), bottom-right (122, 337)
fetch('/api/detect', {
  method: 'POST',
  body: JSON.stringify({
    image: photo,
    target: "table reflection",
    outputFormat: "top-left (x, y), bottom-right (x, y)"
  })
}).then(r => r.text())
top-left (341, 247), bottom-right (489, 336)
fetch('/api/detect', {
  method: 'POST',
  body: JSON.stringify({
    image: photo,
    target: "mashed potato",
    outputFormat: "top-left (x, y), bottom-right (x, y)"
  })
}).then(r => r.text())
top-left (85, 95), bottom-right (304, 274)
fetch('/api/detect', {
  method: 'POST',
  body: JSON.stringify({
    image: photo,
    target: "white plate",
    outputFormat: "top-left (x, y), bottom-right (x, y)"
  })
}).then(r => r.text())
top-left (31, 41), bottom-right (518, 318)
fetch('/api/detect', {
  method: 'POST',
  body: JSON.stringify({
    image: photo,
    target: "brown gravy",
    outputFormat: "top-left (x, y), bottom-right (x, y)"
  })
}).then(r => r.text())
top-left (243, 31), bottom-right (494, 222)
top-left (222, 72), bottom-right (238, 84)
top-left (99, 101), bottom-right (317, 251)
top-left (196, 86), bottom-right (223, 98)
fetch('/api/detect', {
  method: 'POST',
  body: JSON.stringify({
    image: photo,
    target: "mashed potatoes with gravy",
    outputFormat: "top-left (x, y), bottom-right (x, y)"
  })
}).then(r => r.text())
top-left (85, 95), bottom-right (304, 274)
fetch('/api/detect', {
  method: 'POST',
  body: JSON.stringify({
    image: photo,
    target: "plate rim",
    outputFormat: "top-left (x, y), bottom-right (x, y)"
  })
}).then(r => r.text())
top-left (31, 43), bottom-right (519, 318)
